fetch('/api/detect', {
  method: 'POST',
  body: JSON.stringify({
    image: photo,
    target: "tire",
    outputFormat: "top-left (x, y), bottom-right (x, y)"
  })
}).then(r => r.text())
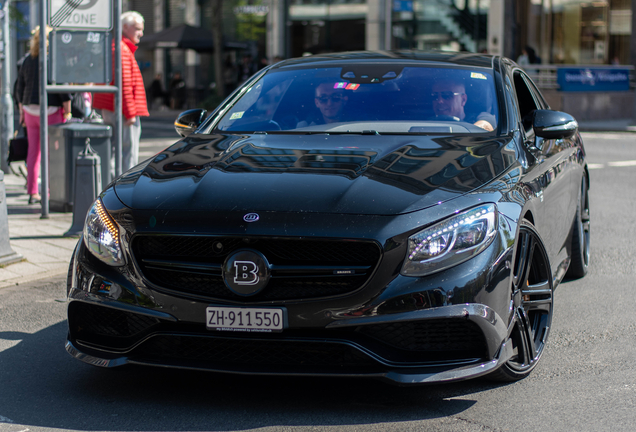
top-left (566, 176), bottom-right (590, 279)
top-left (488, 220), bottom-right (554, 382)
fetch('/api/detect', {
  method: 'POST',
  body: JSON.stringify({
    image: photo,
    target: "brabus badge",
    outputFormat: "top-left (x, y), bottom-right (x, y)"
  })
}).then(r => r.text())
top-left (243, 213), bottom-right (259, 223)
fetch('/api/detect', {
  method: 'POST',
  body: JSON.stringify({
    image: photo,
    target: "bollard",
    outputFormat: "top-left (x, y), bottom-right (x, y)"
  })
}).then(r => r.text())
top-left (0, 170), bottom-right (23, 265)
top-left (64, 139), bottom-right (102, 237)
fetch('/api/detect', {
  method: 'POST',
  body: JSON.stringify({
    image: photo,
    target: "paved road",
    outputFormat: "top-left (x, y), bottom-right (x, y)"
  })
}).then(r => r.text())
top-left (0, 132), bottom-right (635, 432)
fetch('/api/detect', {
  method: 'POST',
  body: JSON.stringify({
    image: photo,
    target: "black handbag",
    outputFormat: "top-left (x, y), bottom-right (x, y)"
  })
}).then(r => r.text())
top-left (8, 128), bottom-right (28, 163)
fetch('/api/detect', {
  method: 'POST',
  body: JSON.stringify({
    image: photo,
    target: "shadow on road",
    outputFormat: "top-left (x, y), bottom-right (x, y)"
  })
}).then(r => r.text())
top-left (0, 318), bottom-right (509, 431)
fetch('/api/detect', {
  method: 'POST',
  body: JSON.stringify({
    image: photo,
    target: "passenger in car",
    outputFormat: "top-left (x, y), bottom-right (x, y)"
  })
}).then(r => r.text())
top-left (431, 80), bottom-right (495, 131)
top-left (297, 82), bottom-right (349, 127)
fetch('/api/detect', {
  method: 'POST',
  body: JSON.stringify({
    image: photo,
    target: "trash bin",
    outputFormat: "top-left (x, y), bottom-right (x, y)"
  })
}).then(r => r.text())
top-left (48, 123), bottom-right (112, 212)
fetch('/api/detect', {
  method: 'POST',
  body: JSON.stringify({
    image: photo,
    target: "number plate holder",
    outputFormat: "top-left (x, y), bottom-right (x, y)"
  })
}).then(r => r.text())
top-left (206, 306), bottom-right (286, 333)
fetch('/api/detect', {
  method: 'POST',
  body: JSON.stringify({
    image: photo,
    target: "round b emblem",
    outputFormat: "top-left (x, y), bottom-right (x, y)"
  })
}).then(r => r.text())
top-left (223, 249), bottom-right (270, 296)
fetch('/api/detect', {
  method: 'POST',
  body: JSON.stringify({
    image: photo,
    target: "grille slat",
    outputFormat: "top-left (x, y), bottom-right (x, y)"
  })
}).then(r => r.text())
top-left (132, 236), bottom-right (381, 301)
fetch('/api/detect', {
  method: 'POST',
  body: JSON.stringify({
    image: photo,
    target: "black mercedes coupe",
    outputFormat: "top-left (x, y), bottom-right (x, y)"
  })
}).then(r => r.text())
top-left (67, 51), bottom-right (590, 384)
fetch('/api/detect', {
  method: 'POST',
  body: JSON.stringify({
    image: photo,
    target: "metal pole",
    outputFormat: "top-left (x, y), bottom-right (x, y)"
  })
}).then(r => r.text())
top-left (474, 0), bottom-right (480, 52)
top-left (1, 0), bottom-right (14, 174)
top-left (384, 0), bottom-right (392, 50)
top-left (39, 0), bottom-right (49, 218)
top-left (114, 0), bottom-right (122, 176)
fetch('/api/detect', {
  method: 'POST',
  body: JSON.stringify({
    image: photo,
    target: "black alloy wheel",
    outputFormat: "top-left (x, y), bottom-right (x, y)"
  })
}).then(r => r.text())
top-left (566, 176), bottom-right (590, 279)
top-left (489, 220), bottom-right (553, 382)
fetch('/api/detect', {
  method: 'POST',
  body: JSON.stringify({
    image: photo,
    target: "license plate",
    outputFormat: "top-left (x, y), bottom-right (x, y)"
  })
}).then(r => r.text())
top-left (206, 306), bottom-right (285, 332)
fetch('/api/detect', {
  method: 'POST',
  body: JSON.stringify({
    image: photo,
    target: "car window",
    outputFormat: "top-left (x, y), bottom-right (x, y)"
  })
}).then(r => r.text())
top-left (524, 75), bottom-right (548, 109)
top-left (212, 65), bottom-right (500, 134)
top-left (513, 70), bottom-right (541, 135)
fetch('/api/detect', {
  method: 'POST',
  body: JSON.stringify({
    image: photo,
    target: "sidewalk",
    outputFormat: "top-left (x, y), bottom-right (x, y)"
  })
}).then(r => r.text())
top-left (0, 111), bottom-right (182, 290)
top-left (0, 162), bottom-right (77, 289)
top-left (1, 115), bottom-right (634, 290)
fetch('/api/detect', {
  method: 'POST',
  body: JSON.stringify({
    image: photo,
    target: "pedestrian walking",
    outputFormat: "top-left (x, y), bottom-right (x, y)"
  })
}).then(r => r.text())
top-left (92, 11), bottom-right (149, 172)
top-left (168, 72), bottom-right (186, 110)
top-left (148, 73), bottom-right (166, 110)
top-left (15, 26), bottom-right (72, 204)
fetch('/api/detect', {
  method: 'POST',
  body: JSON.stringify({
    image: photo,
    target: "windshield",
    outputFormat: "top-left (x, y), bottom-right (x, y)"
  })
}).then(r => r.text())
top-left (213, 65), bottom-right (499, 134)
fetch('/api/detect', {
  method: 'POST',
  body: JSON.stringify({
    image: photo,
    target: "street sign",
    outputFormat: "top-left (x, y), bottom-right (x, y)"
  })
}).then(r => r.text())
top-left (393, 0), bottom-right (413, 12)
top-left (49, 0), bottom-right (113, 30)
top-left (557, 68), bottom-right (630, 92)
top-left (49, 30), bottom-right (112, 84)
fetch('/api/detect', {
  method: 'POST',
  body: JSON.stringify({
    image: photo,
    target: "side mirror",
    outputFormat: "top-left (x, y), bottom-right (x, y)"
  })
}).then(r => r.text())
top-left (174, 109), bottom-right (208, 137)
top-left (532, 110), bottom-right (578, 140)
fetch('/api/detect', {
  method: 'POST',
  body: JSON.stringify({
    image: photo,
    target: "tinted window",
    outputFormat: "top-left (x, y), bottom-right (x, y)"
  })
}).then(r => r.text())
top-left (513, 71), bottom-right (541, 134)
top-left (212, 65), bottom-right (499, 134)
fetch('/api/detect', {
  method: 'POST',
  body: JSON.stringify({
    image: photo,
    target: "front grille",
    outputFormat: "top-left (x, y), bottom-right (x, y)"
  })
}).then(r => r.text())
top-left (135, 335), bottom-right (380, 370)
top-left (132, 236), bottom-right (382, 301)
top-left (357, 319), bottom-right (488, 358)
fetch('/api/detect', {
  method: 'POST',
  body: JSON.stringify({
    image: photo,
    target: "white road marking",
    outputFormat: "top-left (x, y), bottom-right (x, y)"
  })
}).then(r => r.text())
top-left (0, 415), bottom-right (14, 423)
top-left (581, 132), bottom-right (636, 140)
top-left (588, 161), bottom-right (636, 170)
top-left (608, 160), bottom-right (636, 167)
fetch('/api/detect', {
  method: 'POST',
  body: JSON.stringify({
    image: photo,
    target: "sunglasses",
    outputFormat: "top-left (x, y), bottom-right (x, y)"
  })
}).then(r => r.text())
top-left (315, 95), bottom-right (344, 104)
top-left (431, 91), bottom-right (464, 101)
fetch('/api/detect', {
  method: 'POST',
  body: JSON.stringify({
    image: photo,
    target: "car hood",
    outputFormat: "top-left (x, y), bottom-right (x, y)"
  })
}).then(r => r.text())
top-left (113, 133), bottom-right (516, 215)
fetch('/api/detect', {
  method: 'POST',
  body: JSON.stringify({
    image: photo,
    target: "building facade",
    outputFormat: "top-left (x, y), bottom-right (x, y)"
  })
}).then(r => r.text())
top-left (5, 0), bottom-right (635, 112)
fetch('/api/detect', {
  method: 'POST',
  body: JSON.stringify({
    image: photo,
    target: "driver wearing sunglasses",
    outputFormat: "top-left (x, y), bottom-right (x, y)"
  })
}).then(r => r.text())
top-left (297, 83), bottom-right (349, 128)
top-left (432, 80), bottom-right (495, 131)
top-left (314, 83), bottom-right (348, 124)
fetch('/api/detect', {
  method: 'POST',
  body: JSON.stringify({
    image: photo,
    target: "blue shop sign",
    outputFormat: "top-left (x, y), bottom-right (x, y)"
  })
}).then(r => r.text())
top-left (557, 68), bottom-right (630, 92)
top-left (393, 0), bottom-right (413, 12)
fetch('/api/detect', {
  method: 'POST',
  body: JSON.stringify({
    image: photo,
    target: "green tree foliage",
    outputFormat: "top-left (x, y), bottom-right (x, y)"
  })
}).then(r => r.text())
top-left (234, 0), bottom-right (267, 42)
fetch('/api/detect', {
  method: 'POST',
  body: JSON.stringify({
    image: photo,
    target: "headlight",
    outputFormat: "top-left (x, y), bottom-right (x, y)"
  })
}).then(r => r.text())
top-left (401, 204), bottom-right (497, 276)
top-left (83, 198), bottom-right (125, 266)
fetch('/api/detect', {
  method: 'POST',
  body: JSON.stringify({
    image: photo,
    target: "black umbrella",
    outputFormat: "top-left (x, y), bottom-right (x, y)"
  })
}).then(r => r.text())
top-left (139, 24), bottom-right (248, 52)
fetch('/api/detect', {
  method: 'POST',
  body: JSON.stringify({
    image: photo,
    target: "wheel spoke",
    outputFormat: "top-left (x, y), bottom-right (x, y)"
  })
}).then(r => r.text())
top-left (521, 280), bottom-right (552, 313)
top-left (513, 233), bottom-right (534, 289)
top-left (515, 306), bottom-right (537, 366)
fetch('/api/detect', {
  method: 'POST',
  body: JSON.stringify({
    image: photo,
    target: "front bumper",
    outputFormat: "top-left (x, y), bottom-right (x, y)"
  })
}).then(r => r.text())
top-left (67, 211), bottom-right (515, 385)
top-left (66, 286), bottom-right (511, 385)
top-left (65, 336), bottom-right (513, 385)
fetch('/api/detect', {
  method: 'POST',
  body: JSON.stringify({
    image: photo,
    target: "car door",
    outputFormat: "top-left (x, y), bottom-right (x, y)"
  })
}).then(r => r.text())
top-left (510, 68), bottom-right (576, 267)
